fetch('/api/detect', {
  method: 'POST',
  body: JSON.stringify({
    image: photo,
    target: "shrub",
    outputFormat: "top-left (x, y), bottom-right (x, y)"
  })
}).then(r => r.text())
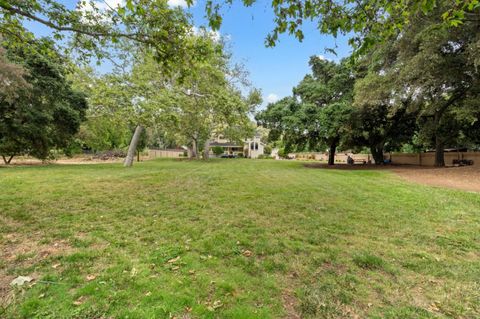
top-left (264, 145), bottom-right (272, 155)
top-left (212, 146), bottom-right (224, 156)
top-left (277, 148), bottom-right (287, 158)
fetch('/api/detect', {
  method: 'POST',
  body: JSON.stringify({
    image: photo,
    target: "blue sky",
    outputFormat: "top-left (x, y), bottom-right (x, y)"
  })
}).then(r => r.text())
top-left (186, 1), bottom-right (352, 106)
top-left (25, 0), bottom-right (352, 107)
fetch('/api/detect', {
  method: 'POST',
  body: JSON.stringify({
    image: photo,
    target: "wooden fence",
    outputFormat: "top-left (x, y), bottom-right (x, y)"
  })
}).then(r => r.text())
top-left (148, 149), bottom-right (185, 159)
top-left (389, 152), bottom-right (480, 167)
top-left (289, 151), bottom-right (480, 167)
top-left (289, 152), bottom-right (373, 163)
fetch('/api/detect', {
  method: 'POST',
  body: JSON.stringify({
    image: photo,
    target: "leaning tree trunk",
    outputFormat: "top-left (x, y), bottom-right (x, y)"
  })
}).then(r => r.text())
top-left (203, 139), bottom-right (210, 160)
top-left (328, 142), bottom-right (337, 165)
top-left (434, 137), bottom-right (445, 167)
top-left (124, 125), bottom-right (143, 167)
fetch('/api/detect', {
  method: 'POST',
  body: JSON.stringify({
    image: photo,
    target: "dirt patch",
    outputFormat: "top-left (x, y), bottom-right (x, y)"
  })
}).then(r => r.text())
top-left (0, 232), bottom-right (74, 307)
top-left (390, 166), bottom-right (480, 193)
top-left (1, 233), bottom-right (72, 264)
top-left (282, 289), bottom-right (301, 319)
top-left (305, 163), bottom-right (480, 193)
top-left (0, 157), bottom-right (124, 166)
top-left (0, 155), bottom-right (154, 166)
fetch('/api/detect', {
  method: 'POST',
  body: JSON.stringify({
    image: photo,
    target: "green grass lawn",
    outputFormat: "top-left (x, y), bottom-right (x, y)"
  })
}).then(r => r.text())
top-left (1, 159), bottom-right (479, 318)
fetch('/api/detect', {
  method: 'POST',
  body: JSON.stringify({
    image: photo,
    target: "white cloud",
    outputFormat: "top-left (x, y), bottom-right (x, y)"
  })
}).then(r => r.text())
top-left (78, 0), bottom-right (124, 12)
top-left (168, 0), bottom-right (191, 8)
top-left (316, 54), bottom-right (331, 61)
top-left (190, 26), bottom-right (225, 43)
top-left (77, 0), bottom-right (124, 21)
top-left (266, 93), bottom-right (279, 104)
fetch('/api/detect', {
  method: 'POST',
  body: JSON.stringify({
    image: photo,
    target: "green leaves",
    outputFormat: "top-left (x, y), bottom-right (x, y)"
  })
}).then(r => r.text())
top-left (0, 40), bottom-right (87, 160)
top-left (421, 0), bottom-right (437, 15)
top-left (0, 0), bottom-right (194, 68)
top-left (202, 0), bottom-right (477, 55)
top-left (257, 58), bottom-right (354, 153)
top-left (126, 0), bottom-right (134, 12)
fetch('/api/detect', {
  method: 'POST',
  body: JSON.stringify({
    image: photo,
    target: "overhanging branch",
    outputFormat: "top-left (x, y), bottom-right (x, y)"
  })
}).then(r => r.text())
top-left (0, 3), bottom-right (146, 43)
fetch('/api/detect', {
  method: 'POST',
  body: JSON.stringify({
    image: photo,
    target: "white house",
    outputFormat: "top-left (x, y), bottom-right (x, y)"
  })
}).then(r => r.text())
top-left (244, 134), bottom-right (264, 159)
top-left (209, 132), bottom-right (265, 159)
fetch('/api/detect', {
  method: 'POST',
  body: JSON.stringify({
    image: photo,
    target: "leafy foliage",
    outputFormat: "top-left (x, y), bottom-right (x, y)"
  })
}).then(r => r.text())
top-left (0, 39), bottom-right (87, 162)
top-left (0, 0), bottom-right (194, 69)
top-left (202, 0), bottom-right (479, 55)
top-left (352, 1), bottom-right (480, 165)
top-left (211, 146), bottom-right (225, 156)
top-left (257, 57), bottom-right (354, 164)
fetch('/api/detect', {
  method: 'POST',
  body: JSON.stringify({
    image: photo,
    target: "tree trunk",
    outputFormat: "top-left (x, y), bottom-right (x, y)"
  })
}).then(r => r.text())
top-left (124, 125), bottom-right (143, 167)
top-left (2, 155), bottom-right (14, 164)
top-left (203, 139), bottom-right (210, 160)
top-left (433, 111), bottom-right (445, 167)
top-left (370, 145), bottom-right (384, 165)
top-left (190, 139), bottom-right (198, 159)
top-left (434, 137), bottom-right (445, 167)
top-left (328, 142), bottom-right (337, 165)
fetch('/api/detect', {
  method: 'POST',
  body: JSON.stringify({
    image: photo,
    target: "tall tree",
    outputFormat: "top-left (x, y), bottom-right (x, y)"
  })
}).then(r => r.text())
top-left (0, 39), bottom-right (87, 163)
top-left (294, 57), bottom-right (354, 164)
top-left (394, 3), bottom-right (480, 166)
top-left (351, 1), bottom-right (479, 166)
top-left (351, 49), bottom-right (418, 164)
top-left (163, 35), bottom-right (259, 160)
top-left (257, 57), bottom-right (354, 165)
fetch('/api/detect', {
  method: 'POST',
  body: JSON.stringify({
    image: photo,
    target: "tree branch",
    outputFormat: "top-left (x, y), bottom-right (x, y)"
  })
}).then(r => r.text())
top-left (0, 3), bottom-right (146, 43)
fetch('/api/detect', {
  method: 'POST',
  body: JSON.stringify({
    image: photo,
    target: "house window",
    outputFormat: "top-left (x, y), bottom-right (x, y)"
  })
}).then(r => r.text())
top-left (255, 142), bottom-right (258, 150)
top-left (250, 142), bottom-right (254, 150)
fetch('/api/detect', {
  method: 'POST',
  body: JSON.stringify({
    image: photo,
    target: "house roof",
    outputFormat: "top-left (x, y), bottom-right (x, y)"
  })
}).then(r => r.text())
top-left (210, 142), bottom-right (243, 147)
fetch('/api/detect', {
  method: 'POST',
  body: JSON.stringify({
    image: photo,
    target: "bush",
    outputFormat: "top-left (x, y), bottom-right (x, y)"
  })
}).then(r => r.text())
top-left (212, 146), bottom-right (224, 156)
top-left (277, 148), bottom-right (287, 158)
top-left (264, 145), bottom-right (272, 155)
top-left (237, 153), bottom-right (244, 158)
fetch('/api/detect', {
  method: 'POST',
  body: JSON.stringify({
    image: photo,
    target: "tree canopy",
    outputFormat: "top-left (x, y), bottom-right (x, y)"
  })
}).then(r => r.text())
top-left (202, 0), bottom-right (479, 54)
top-left (0, 0), bottom-right (194, 68)
top-left (257, 0), bottom-right (479, 166)
top-left (257, 57), bottom-right (354, 164)
top-left (0, 39), bottom-right (87, 163)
